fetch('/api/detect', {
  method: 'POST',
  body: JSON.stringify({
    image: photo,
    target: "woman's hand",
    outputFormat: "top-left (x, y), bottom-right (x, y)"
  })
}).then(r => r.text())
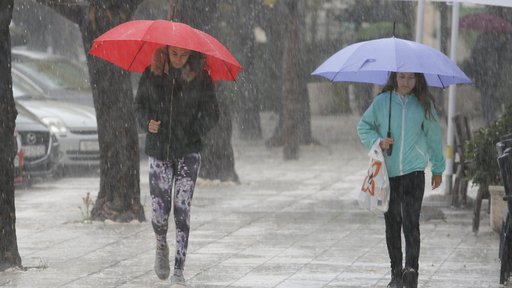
top-left (148, 119), bottom-right (161, 133)
top-left (379, 137), bottom-right (394, 151)
top-left (431, 175), bottom-right (442, 190)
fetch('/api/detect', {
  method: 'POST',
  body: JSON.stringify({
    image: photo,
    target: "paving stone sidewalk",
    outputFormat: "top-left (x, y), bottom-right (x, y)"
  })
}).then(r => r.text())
top-left (1, 114), bottom-right (507, 288)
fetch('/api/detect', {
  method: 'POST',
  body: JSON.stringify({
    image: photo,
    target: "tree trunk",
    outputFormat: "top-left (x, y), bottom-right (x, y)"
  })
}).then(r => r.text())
top-left (84, 2), bottom-right (145, 222)
top-left (296, 2), bottom-right (313, 147)
top-left (178, 0), bottom-right (240, 182)
top-left (200, 86), bottom-right (239, 182)
top-left (280, 1), bottom-right (300, 159)
top-left (88, 58), bottom-right (145, 222)
top-left (234, 1), bottom-right (262, 140)
top-left (0, 0), bottom-right (22, 271)
top-left (267, 0), bottom-right (313, 152)
top-left (38, 0), bottom-right (146, 222)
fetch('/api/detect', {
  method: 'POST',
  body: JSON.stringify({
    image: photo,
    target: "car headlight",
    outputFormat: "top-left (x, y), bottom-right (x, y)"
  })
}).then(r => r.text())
top-left (41, 117), bottom-right (68, 136)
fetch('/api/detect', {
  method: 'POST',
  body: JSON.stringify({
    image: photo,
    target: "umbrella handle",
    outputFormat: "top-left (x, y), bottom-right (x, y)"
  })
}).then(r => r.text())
top-left (387, 91), bottom-right (392, 156)
top-left (387, 131), bottom-right (393, 156)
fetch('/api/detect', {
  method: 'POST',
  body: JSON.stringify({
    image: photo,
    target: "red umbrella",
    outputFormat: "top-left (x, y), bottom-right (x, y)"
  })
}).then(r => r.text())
top-left (459, 13), bottom-right (512, 33)
top-left (89, 20), bottom-right (242, 81)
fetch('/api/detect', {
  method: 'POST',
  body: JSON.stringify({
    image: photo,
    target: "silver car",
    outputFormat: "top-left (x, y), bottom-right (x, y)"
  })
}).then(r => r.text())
top-left (12, 70), bottom-right (100, 169)
top-left (11, 47), bottom-right (145, 156)
top-left (11, 47), bottom-right (93, 107)
top-left (15, 104), bottom-right (60, 184)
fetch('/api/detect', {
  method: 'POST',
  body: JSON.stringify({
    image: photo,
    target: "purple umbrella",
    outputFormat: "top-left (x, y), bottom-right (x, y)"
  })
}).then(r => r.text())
top-left (459, 12), bottom-right (512, 33)
top-left (311, 37), bottom-right (472, 88)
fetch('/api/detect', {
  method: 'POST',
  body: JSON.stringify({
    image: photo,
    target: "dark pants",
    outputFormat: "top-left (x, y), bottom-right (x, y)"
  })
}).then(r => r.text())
top-left (385, 171), bottom-right (425, 273)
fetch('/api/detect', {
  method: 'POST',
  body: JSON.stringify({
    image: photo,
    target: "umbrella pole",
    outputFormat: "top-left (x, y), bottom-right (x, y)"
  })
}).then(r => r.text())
top-left (444, 2), bottom-right (460, 196)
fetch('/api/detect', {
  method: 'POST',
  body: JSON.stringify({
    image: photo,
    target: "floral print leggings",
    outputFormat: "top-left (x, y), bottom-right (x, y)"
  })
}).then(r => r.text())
top-left (149, 153), bottom-right (200, 271)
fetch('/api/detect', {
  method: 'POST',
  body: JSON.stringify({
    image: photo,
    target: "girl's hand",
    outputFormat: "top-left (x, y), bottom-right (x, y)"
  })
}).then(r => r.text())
top-left (148, 120), bottom-right (161, 133)
top-left (379, 137), bottom-right (394, 151)
top-left (432, 175), bottom-right (442, 190)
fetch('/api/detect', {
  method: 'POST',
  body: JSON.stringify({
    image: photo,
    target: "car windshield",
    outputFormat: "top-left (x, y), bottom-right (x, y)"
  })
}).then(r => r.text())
top-left (12, 58), bottom-right (90, 91)
top-left (12, 73), bottom-right (47, 100)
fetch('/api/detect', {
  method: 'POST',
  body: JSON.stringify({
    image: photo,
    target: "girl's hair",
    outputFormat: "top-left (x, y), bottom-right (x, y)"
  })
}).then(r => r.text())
top-left (186, 50), bottom-right (206, 74)
top-left (150, 46), bottom-right (206, 77)
top-left (381, 72), bottom-right (436, 118)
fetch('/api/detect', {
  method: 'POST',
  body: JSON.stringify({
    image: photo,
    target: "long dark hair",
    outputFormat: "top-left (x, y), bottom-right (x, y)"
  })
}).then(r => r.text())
top-left (185, 50), bottom-right (206, 74)
top-left (381, 72), bottom-right (436, 118)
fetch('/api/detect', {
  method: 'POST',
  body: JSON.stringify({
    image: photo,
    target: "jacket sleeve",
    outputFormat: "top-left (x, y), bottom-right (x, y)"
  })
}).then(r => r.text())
top-left (357, 97), bottom-right (384, 150)
top-left (195, 76), bottom-right (220, 137)
top-left (134, 69), bottom-right (152, 132)
top-left (423, 105), bottom-right (446, 175)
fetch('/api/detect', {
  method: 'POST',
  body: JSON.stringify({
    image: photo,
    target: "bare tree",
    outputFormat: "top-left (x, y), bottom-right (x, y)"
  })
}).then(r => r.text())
top-left (270, 0), bottom-right (313, 160)
top-left (36, 0), bottom-right (145, 222)
top-left (266, 0), bottom-right (313, 158)
top-left (0, 0), bottom-right (22, 271)
top-left (280, 0), bottom-right (300, 159)
top-left (229, 0), bottom-right (262, 141)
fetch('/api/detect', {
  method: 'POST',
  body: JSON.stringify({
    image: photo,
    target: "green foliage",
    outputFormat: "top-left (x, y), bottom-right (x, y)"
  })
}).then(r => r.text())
top-left (466, 105), bottom-right (512, 186)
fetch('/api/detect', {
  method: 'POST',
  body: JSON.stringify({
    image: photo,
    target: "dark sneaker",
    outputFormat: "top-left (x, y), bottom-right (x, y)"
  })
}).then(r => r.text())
top-left (154, 244), bottom-right (170, 280)
top-left (402, 267), bottom-right (418, 288)
top-left (387, 274), bottom-right (403, 288)
top-left (170, 269), bottom-right (186, 287)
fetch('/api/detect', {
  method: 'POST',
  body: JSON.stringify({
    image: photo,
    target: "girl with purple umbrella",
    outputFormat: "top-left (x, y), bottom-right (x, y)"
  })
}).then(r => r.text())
top-left (357, 72), bottom-right (445, 288)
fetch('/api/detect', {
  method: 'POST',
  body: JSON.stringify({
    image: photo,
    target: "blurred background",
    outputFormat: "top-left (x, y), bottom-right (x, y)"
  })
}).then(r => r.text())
top-left (11, 0), bottom-right (512, 123)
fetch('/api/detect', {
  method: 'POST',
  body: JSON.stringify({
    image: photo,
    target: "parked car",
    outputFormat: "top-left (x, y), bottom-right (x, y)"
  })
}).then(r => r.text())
top-left (11, 47), bottom-right (145, 156)
top-left (11, 47), bottom-right (93, 107)
top-left (14, 105), bottom-right (60, 184)
top-left (12, 69), bottom-right (100, 171)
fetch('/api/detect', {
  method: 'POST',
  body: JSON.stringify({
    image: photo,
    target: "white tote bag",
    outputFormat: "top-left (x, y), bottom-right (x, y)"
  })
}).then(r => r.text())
top-left (358, 141), bottom-right (390, 213)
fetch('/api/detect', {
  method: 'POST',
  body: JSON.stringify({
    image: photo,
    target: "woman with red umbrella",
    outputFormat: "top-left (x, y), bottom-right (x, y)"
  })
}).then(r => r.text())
top-left (90, 19), bottom-right (240, 287)
top-left (135, 45), bottom-right (219, 287)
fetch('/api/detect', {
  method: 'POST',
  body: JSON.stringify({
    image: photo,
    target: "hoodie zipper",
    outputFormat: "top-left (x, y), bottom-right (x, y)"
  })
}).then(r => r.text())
top-left (399, 96), bottom-right (408, 175)
top-left (166, 77), bottom-right (175, 160)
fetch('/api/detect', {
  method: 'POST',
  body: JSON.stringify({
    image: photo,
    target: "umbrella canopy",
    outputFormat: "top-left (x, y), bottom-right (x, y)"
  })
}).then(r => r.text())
top-left (311, 37), bottom-right (471, 88)
top-left (459, 12), bottom-right (512, 33)
top-left (89, 20), bottom-right (242, 81)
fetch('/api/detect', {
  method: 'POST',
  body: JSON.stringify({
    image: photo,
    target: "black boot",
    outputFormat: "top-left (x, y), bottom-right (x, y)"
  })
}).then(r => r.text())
top-left (387, 269), bottom-right (403, 288)
top-left (402, 267), bottom-right (418, 288)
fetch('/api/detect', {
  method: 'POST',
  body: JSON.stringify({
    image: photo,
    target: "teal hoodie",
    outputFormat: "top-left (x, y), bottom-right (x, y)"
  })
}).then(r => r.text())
top-left (357, 91), bottom-right (445, 178)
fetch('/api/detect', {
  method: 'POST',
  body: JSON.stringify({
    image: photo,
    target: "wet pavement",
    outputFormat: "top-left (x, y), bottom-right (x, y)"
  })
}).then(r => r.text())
top-left (1, 114), bottom-right (508, 288)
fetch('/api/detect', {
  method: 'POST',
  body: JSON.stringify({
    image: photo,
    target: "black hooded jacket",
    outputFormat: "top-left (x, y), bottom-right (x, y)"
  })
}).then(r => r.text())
top-left (135, 67), bottom-right (219, 160)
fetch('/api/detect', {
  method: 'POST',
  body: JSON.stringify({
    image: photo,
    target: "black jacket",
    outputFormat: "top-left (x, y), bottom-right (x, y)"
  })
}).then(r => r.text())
top-left (135, 67), bottom-right (219, 160)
